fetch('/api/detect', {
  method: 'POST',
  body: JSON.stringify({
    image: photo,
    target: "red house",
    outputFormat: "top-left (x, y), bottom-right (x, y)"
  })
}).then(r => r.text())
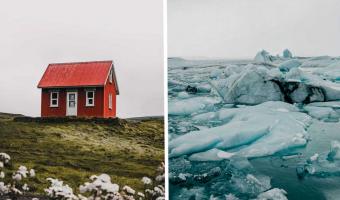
top-left (37, 60), bottom-right (119, 118)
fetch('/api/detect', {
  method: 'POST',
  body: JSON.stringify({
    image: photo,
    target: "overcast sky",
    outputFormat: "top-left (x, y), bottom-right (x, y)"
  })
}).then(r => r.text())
top-left (168, 0), bottom-right (340, 59)
top-left (0, 0), bottom-right (163, 118)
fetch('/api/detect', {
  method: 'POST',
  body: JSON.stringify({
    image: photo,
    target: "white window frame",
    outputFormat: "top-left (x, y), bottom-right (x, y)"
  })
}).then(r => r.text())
top-left (109, 69), bottom-right (113, 83)
top-left (109, 93), bottom-right (112, 109)
top-left (50, 91), bottom-right (59, 107)
top-left (86, 90), bottom-right (95, 107)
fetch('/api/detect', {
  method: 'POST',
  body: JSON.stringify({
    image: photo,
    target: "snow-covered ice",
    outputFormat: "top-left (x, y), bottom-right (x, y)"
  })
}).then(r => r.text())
top-left (169, 101), bottom-right (311, 159)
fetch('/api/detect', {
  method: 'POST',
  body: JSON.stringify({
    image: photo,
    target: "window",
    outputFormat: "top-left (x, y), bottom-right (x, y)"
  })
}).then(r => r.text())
top-left (50, 92), bottom-right (59, 107)
top-left (109, 93), bottom-right (112, 109)
top-left (109, 69), bottom-right (113, 83)
top-left (86, 91), bottom-right (95, 106)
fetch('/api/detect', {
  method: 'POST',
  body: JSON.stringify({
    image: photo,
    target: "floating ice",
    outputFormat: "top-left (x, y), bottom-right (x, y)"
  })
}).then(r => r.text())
top-left (297, 141), bottom-right (340, 178)
top-left (303, 105), bottom-right (339, 121)
top-left (188, 148), bottom-right (235, 161)
top-left (169, 97), bottom-right (222, 115)
top-left (278, 59), bottom-right (302, 72)
top-left (256, 188), bottom-right (288, 200)
top-left (300, 56), bottom-right (339, 68)
top-left (328, 140), bottom-right (340, 161)
top-left (169, 157), bottom-right (272, 199)
top-left (169, 101), bottom-right (311, 159)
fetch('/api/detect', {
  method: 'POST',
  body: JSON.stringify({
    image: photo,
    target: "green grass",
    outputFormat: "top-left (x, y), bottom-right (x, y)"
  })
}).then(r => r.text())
top-left (0, 113), bottom-right (164, 194)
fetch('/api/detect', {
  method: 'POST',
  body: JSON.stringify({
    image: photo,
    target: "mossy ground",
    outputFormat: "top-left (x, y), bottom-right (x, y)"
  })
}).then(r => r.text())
top-left (0, 113), bottom-right (164, 194)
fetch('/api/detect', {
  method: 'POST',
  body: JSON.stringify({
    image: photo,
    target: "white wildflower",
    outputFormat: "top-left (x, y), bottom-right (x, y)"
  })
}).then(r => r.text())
top-left (12, 173), bottom-right (22, 181)
top-left (123, 185), bottom-right (135, 195)
top-left (155, 174), bottom-right (164, 182)
top-left (153, 185), bottom-right (164, 195)
top-left (0, 162), bottom-right (3, 168)
top-left (29, 169), bottom-right (36, 177)
top-left (22, 183), bottom-right (29, 191)
top-left (77, 194), bottom-right (88, 200)
top-left (0, 171), bottom-right (4, 179)
top-left (141, 177), bottom-right (152, 185)
top-left (45, 178), bottom-right (78, 200)
top-left (0, 153), bottom-right (11, 164)
top-left (0, 182), bottom-right (9, 195)
top-left (18, 166), bottom-right (28, 178)
top-left (137, 192), bottom-right (145, 197)
top-left (79, 173), bottom-right (119, 195)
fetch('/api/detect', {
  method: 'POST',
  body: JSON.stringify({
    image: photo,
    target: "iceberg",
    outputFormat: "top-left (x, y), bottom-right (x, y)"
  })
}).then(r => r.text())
top-left (169, 101), bottom-right (311, 159)
top-left (211, 63), bottom-right (340, 105)
top-left (211, 65), bottom-right (284, 105)
top-left (254, 50), bottom-right (274, 63)
top-left (283, 49), bottom-right (293, 59)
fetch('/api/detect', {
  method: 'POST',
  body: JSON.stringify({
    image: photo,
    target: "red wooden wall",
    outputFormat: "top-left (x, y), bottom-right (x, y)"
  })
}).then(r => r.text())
top-left (103, 80), bottom-right (117, 118)
top-left (41, 85), bottom-right (117, 118)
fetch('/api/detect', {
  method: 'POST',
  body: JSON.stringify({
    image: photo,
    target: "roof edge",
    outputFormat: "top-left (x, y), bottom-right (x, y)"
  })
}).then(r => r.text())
top-left (37, 85), bottom-right (105, 89)
top-left (48, 60), bottom-right (113, 66)
top-left (104, 63), bottom-right (120, 95)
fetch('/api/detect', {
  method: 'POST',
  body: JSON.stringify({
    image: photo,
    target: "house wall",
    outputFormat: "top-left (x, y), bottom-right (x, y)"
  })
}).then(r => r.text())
top-left (41, 89), bottom-right (67, 117)
top-left (41, 87), bottom-right (105, 117)
top-left (77, 87), bottom-right (104, 117)
top-left (103, 80), bottom-right (117, 118)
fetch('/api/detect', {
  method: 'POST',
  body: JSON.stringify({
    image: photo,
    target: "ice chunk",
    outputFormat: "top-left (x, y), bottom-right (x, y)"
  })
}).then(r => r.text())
top-left (283, 49), bottom-right (293, 59)
top-left (225, 194), bottom-right (240, 200)
top-left (300, 56), bottom-right (338, 68)
top-left (297, 141), bottom-right (340, 178)
top-left (278, 59), bottom-right (302, 72)
top-left (210, 68), bottom-right (224, 79)
top-left (256, 188), bottom-right (288, 200)
top-left (285, 67), bottom-right (305, 81)
top-left (177, 92), bottom-right (190, 99)
top-left (188, 148), bottom-right (235, 161)
top-left (169, 101), bottom-right (311, 158)
top-left (224, 64), bottom-right (242, 77)
top-left (231, 173), bottom-right (271, 197)
top-left (328, 140), bottom-right (340, 161)
top-left (313, 61), bottom-right (340, 81)
top-left (169, 97), bottom-right (222, 115)
top-left (309, 153), bottom-right (319, 162)
top-left (304, 105), bottom-right (339, 121)
top-left (197, 83), bottom-right (212, 93)
top-left (211, 65), bottom-right (284, 105)
top-left (254, 50), bottom-right (274, 63)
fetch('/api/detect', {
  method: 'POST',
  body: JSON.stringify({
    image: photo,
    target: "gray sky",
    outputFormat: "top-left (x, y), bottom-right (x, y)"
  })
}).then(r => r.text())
top-left (168, 0), bottom-right (340, 58)
top-left (0, 0), bottom-right (163, 118)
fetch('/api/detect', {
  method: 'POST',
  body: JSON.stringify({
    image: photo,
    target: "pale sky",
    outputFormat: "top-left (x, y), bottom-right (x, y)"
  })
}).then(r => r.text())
top-left (168, 0), bottom-right (340, 59)
top-left (0, 0), bottom-right (163, 118)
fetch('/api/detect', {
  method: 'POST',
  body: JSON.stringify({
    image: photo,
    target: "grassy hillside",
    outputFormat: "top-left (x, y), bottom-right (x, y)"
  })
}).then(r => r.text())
top-left (0, 113), bottom-right (164, 194)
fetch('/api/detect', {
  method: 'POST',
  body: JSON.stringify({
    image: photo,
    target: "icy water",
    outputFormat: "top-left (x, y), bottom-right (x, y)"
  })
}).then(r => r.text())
top-left (168, 58), bottom-right (340, 200)
top-left (251, 121), bottom-right (340, 200)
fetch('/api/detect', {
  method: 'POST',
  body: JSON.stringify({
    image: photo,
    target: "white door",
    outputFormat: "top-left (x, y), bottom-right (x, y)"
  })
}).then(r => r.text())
top-left (66, 92), bottom-right (77, 116)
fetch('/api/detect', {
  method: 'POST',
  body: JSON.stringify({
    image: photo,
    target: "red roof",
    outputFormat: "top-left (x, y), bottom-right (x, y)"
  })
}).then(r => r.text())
top-left (38, 60), bottom-right (119, 94)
